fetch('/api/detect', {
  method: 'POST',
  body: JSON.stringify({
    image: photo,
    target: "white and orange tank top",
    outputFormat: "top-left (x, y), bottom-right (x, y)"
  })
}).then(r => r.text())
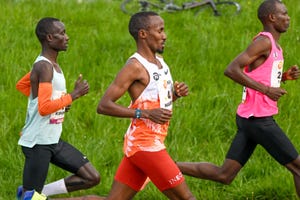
top-left (237, 32), bottom-right (284, 118)
top-left (123, 52), bottom-right (173, 157)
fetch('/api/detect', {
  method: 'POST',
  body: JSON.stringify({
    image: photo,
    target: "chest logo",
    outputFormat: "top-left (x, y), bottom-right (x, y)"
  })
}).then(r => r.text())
top-left (153, 72), bottom-right (160, 81)
top-left (164, 69), bottom-right (168, 75)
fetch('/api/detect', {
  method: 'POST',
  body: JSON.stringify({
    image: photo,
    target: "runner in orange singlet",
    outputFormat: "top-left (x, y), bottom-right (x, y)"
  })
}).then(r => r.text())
top-left (97, 11), bottom-right (195, 200)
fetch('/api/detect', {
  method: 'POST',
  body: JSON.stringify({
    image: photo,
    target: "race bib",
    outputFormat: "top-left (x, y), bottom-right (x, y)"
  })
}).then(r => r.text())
top-left (271, 60), bottom-right (284, 87)
top-left (49, 90), bottom-right (66, 124)
top-left (158, 79), bottom-right (173, 110)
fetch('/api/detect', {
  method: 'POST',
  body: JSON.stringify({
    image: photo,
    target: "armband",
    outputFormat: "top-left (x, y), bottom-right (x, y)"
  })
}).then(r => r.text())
top-left (135, 108), bottom-right (142, 119)
top-left (174, 91), bottom-right (181, 98)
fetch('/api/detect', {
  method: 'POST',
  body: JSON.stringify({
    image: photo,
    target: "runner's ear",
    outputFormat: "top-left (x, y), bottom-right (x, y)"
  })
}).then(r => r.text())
top-left (138, 29), bottom-right (147, 39)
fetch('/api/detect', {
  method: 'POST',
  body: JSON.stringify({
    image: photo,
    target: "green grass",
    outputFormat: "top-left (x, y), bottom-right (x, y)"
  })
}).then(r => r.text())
top-left (1, 0), bottom-right (300, 199)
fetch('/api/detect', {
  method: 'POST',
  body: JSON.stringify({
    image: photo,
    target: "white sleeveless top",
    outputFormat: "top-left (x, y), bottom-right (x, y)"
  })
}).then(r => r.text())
top-left (124, 52), bottom-right (174, 157)
top-left (18, 56), bottom-right (67, 147)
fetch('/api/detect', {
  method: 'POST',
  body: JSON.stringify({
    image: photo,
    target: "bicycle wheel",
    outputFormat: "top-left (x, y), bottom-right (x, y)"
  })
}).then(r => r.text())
top-left (215, 1), bottom-right (241, 16)
top-left (121, 0), bottom-right (166, 15)
top-left (121, 0), bottom-right (142, 15)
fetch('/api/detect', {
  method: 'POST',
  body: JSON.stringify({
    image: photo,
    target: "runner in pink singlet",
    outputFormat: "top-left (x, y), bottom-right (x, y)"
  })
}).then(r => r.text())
top-left (176, 0), bottom-right (300, 198)
top-left (237, 31), bottom-right (283, 118)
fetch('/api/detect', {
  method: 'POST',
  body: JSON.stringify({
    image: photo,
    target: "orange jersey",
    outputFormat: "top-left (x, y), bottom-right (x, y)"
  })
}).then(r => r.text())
top-left (123, 53), bottom-right (173, 157)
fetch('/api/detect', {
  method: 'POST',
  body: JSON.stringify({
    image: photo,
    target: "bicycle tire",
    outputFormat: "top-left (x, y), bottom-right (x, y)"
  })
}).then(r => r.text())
top-left (182, 0), bottom-right (220, 16)
top-left (121, 0), bottom-right (166, 15)
top-left (215, 1), bottom-right (241, 16)
top-left (121, 0), bottom-right (142, 15)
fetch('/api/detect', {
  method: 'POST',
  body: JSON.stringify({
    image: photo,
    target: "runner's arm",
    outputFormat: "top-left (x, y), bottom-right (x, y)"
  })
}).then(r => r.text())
top-left (16, 72), bottom-right (31, 96)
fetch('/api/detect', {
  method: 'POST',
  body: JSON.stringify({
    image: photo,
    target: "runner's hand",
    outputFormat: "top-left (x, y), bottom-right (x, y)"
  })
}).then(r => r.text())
top-left (143, 108), bottom-right (172, 124)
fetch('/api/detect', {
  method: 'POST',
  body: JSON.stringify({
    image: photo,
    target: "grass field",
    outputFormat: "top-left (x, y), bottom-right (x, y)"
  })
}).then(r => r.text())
top-left (1, 0), bottom-right (300, 199)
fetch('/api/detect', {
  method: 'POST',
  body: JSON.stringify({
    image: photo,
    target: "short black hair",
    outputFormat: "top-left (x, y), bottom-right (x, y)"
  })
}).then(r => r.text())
top-left (35, 17), bottom-right (60, 43)
top-left (128, 11), bottom-right (159, 41)
top-left (257, 0), bottom-right (283, 23)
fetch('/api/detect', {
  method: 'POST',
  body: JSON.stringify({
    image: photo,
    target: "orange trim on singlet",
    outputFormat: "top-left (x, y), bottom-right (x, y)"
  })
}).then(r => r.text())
top-left (124, 99), bottom-right (169, 157)
top-left (16, 72), bottom-right (31, 97)
top-left (38, 82), bottom-right (72, 116)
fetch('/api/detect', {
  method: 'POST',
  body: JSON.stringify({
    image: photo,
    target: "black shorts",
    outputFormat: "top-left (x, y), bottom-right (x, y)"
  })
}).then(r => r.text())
top-left (22, 139), bottom-right (89, 192)
top-left (226, 115), bottom-right (298, 166)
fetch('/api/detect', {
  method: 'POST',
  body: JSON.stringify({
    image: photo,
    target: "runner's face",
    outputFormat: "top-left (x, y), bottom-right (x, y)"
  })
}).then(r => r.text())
top-left (273, 3), bottom-right (290, 33)
top-left (145, 16), bottom-right (166, 54)
top-left (49, 21), bottom-right (69, 51)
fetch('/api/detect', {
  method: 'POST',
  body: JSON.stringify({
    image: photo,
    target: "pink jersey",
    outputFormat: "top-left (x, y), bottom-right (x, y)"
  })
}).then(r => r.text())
top-left (237, 32), bottom-right (284, 118)
top-left (123, 53), bottom-right (173, 157)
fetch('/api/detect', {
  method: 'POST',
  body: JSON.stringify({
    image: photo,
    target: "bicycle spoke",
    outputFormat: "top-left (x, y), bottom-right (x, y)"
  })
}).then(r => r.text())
top-left (144, 1), bottom-right (166, 13)
top-left (121, 0), bottom-right (144, 15)
top-left (121, 0), bottom-right (166, 15)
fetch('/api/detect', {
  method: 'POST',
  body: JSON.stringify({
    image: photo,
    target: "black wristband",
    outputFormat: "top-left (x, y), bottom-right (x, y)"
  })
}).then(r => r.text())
top-left (174, 91), bottom-right (181, 98)
top-left (135, 108), bottom-right (142, 119)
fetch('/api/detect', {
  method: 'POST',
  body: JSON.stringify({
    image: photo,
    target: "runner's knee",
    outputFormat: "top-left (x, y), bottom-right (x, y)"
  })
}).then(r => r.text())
top-left (87, 171), bottom-right (101, 187)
